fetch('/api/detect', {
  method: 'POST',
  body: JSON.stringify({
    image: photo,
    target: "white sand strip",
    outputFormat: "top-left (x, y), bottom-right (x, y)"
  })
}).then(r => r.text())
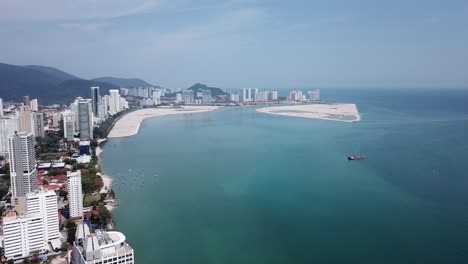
top-left (257, 104), bottom-right (361, 123)
top-left (107, 106), bottom-right (220, 138)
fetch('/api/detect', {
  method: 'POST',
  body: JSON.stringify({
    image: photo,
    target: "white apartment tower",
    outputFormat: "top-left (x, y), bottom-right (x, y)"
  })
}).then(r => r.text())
top-left (8, 131), bottom-right (37, 197)
top-left (109, 89), bottom-right (121, 116)
top-left (26, 190), bottom-right (60, 242)
top-left (67, 170), bottom-right (83, 218)
top-left (30, 99), bottom-right (39, 111)
top-left (78, 99), bottom-right (93, 140)
top-left (0, 117), bottom-right (19, 158)
top-left (18, 105), bottom-right (32, 133)
top-left (2, 212), bottom-right (47, 260)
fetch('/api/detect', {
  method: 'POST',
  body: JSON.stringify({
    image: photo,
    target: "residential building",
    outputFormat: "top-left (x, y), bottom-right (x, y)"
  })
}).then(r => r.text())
top-left (176, 93), bottom-right (183, 103)
top-left (109, 90), bottom-right (121, 116)
top-left (230, 93), bottom-right (240, 102)
top-left (308, 89), bottom-right (320, 102)
top-left (0, 117), bottom-right (18, 158)
top-left (182, 90), bottom-right (194, 104)
top-left (67, 170), bottom-right (83, 218)
top-left (18, 105), bottom-right (32, 133)
top-left (0, 97), bottom-right (4, 116)
top-left (240, 88), bottom-right (252, 102)
top-left (23, 96), bottom-right (30, 107)
top-left (63, 110), bottom-right (76, 141)
top-left (32, 112), bottom-right (45, 138)
top-left (8, 131), bottom-right (37, 197)
top-left (72, 229), bottom-right (134, 264)
top-left (78, 99), bottom-right (93, 140)
top-left (202, 90), bottom-right (212, 104)
top-left (2, 212), bottom-right (47, 261)
top-left (91, 86), bottom-right (100, 116)
top-left (270, 91), bottom-right (278, 101)
top-left (26, 190), bottom-right (60, 242)
top-left (30, 99), bottom-right (39, 111)
top-left (51, 112), bottom-right (61, 127)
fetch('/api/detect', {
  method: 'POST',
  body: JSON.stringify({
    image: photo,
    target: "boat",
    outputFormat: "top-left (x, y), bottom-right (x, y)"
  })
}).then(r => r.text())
top-left (348, 154), bottom-right (366, 160)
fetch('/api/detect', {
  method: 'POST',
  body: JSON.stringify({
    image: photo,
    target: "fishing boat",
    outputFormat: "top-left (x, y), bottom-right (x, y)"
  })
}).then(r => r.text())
top-left (348, 154), bottom-right (366, 160)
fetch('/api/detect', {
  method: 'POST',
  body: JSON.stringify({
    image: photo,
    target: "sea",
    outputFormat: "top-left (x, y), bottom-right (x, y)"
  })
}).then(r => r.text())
top-left (100, 88), bottom-right (468, 264)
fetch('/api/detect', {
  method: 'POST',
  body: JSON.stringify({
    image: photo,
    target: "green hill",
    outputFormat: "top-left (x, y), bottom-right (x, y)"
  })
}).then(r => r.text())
top-left (92, 77), bottom-right (156, 88)
top-left (188, 83), bottom-right (227, 97)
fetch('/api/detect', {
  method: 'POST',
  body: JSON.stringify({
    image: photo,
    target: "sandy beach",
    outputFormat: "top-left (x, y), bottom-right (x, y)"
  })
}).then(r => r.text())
top-left (107, 106), bottom-right (220, 138)
top-left (257, 104), bottom-right (361, 122)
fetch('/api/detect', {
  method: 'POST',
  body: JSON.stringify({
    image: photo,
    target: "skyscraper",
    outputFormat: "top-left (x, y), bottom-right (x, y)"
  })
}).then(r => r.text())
top-left (0, 98), bottom-right (4, 116)
top-left (62, 110), bottom-right (76, 141)
top-left (26, 190), bottom-right (60, 242)
top-left (29, 99), bottom-right (39, 111)
top-left (67, 170), bottom-right (83, 218)
top-left (78, 99), bottom-right (93, 140)
top-left (18, 105), bottom-right (32, 133)
top-left (23, 96), bottom-right (30, 107)
top-left (32, 112), bottom-right (44, 138)
top-left (109, 90), bottom-right (121, 116)
top-left (0, 117), bottom-right (18, 158)
top-left (8, 132), bottom-right (37, 197)
top-left (91, 86), bottom-right (100, 116)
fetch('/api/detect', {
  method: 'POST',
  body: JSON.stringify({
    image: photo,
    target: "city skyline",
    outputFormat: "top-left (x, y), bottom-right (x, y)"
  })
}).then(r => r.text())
top-left (0, 0), bottom-right (467, 89)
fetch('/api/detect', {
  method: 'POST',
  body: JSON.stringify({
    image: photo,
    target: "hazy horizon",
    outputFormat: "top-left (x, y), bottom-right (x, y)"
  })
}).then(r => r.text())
top-left (1, 0), bottom-right (467, 89)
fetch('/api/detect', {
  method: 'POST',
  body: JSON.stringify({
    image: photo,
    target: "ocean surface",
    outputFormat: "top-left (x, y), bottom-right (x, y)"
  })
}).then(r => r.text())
top-left (100, 88), bottom-right (468, 264)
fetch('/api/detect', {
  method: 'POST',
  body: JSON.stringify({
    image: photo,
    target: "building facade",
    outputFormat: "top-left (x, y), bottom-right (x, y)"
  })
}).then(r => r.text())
top-left (78, 99), bottom-right (93, 140)
top-left (32, 112), bottom-right (45, 138)
top-left (2, 212), bottom-right (47, 260)
top-left (67, 171), bottom-right (83, 218)
top-left (0, 117), bottom-right (19, 158)
top-left (8, 132), bottom-right (37, 197)
top-left (26, 190), bottom-right (60, 243)
top-left (63, 110), bottom-right (76, 141)
top-left (18, 105), bottom-right (33, 133)
top-left (91, 86), bottom-right (100, 116)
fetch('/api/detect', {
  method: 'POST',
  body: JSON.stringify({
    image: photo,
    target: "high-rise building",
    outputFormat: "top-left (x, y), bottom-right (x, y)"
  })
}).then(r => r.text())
top-left (109, 90), bottom-right (121, 116)
top-left (23, 96), bottom-right (30, 107)
top-left (182, 90), bottom-right (194, 104)
top-left (202, 90), bottom-right (212, 104)
top-left (2, 212), bottom-right (47, 260)
top-left (230, 93), bottom-right (240, 102)
top-left (30, 99), bottom-right (39, 111)
top-left (0, 97), bottom-right (4, 116)
top-left (18, 105), bottom-right (32, 133)
top-left (270, 91), bottom-right (278, 101)
top-left (308, 89), bottom-right (320, 102)
top-left (67, 170), bottom-right (83, 218)
top-left (26, 190), bottom-right (60, 242)
top-left (70, 97), bottom-right (82, 128)
top-left (72, 229), bottom-right (135, 264)
top-left (32, 112), bottom-right (45, 138)
top-left (0, 117), bottom-right (18, 158)
top-left (78, 99), bottom-right (93, 140)
top-left (240, 88), bottom-right (253, 102)
top-left (91, 87), bottom-right (100, 116)
top-left (63, 110), bottom-right (76, 141)
top-left (8, 131), bottom-right (37, 197)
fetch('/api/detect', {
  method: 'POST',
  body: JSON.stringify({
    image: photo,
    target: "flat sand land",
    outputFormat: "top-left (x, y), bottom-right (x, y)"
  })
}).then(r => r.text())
top-left (107, 106), bottom-right (220, 138)
top-left (256, 104), bottom-right (361, 122)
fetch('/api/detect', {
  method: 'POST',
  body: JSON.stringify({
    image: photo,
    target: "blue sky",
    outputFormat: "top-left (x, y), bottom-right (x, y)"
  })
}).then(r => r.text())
top-left (0, 0), bottom-right (467, 89)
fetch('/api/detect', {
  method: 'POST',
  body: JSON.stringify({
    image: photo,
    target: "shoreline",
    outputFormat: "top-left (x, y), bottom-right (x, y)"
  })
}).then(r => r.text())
top-left (256, 103), bottom-right (361, 123)
top-left (107, 106), bottom-right (220, 138)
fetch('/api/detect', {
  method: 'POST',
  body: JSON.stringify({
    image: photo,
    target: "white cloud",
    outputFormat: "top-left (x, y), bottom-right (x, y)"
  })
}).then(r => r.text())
top-left (0, 0), bottom-right (160, 21)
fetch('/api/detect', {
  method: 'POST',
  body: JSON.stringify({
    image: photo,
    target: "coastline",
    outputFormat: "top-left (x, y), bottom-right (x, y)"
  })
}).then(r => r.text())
top-left (107, 106), bottom-right (220, 138)
top-left (256, 103), bottom-right (361, 123)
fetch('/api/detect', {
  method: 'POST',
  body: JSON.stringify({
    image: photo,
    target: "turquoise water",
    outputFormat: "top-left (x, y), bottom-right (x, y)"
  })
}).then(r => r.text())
top-left (101, 88), bottom-right (468, 263)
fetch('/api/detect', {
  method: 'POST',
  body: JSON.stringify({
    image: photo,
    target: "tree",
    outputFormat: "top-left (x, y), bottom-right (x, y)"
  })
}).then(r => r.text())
top-left (7, 259), bottom-right (14, 264)
top-left (42, 179), bottom-right (49, 185)
top-left (61, 241), bottom-right (69, 251)
top-left (59, 189), bottom-right (68, 199)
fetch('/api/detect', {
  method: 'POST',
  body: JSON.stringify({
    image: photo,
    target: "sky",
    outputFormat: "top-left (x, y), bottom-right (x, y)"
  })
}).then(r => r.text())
top-left (0, 0), bottom-right (467, 89)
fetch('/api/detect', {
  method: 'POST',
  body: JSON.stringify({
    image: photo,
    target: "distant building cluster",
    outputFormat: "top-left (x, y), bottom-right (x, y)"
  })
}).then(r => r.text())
top-left (228, 88), bottom-right (278, 103)
top-left (289, 89), bottom-right (320, 102)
